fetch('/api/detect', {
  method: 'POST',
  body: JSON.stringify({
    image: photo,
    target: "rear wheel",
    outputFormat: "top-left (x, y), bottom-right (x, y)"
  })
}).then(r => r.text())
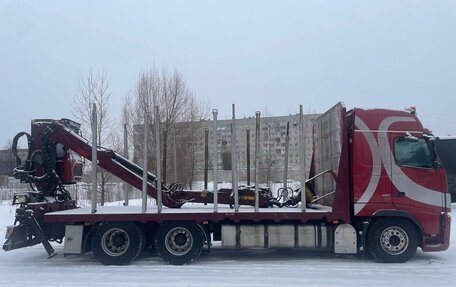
top-left (91, 222), bottom-right (145, 265)
top-left (155, 221), bottom-right (204, 265)
top-left (368, 218), bottom-right (418, 263)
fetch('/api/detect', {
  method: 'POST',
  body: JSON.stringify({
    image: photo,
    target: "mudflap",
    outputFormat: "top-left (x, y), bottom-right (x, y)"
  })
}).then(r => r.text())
top-left (3, 209), bottom-right (56, 258)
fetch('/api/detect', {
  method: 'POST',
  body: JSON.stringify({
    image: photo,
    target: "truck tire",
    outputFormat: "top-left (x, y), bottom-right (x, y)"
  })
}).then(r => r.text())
top-left (91, 222), bottom-right (145, 265)
top-left (155, 221), bottom-right (204, 265)
top-left (368, 218), bottom-right (418, 263)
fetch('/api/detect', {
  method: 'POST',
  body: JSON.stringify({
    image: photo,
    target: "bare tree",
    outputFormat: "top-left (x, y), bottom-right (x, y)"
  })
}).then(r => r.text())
top-left (123, 66), bottom-right (208, 188)
top-left (125, 69), bottom-right (158, 170)
top-left (72, 68), bottom-right (115, 205)
top-left (177, 97), bottom-right (209, 188)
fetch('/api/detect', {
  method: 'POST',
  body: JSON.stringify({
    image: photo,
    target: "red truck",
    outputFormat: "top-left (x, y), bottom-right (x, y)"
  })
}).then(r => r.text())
top-left (2, 102), bottom-right (451, 265)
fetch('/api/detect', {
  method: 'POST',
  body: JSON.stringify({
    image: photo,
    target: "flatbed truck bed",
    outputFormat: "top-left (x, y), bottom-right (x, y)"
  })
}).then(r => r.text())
top-left (44, 204), bottom-right (333, 225)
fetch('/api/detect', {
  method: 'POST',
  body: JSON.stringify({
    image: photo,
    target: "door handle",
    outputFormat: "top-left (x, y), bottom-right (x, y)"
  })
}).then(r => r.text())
top-left (395, 191), bottom-right (406, 197)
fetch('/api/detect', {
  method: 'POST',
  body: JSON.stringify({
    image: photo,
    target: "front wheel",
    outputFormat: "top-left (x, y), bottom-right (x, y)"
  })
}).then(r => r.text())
top-left (155, 221), bottom-right (204, 265)
top-left (368, 218), bottom-right (418, 263)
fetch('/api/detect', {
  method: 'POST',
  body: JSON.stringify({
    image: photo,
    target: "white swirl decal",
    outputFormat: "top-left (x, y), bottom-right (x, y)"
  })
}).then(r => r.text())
top-left (353, 116), bottom-right (382, 214)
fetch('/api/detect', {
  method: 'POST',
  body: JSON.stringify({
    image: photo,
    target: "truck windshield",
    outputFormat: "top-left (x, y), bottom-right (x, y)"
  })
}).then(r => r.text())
top-left (394, 137), bottom-right (433, 168)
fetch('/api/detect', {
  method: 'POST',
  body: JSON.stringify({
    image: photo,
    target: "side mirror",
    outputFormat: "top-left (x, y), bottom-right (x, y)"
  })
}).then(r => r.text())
top-left (433, 160), bottom-right (442, 170)
top-left (405, 132), bottom-right (419, 141)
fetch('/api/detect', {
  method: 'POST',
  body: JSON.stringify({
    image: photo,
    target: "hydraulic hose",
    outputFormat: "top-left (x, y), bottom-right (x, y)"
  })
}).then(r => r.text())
top-left (11, 132), bottom-right (33, 168)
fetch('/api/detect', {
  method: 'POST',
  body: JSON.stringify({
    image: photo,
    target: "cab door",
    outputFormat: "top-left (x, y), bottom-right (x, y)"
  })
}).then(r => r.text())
top-left (390, 135), bottom-right (445, 232)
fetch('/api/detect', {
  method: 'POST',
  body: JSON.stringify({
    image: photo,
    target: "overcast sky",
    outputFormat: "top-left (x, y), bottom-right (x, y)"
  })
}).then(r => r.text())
top-left (1, 0), bottom-right (455, 146)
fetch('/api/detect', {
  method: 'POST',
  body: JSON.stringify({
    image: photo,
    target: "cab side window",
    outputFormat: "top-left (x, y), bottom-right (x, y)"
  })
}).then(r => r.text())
top-left (394, 137), bottom-right (433, 168)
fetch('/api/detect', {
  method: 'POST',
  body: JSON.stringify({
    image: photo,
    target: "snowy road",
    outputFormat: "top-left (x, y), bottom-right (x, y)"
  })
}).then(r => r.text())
top-left (1, 203), bottom-right (455, 287)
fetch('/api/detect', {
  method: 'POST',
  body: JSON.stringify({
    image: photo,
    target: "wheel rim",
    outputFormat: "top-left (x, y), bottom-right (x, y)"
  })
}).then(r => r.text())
top-left (379, 226), bottom-right (409, 256)
top-left (165, 227), bottom-right (193, 256)
top-left (101, 228), bottom-right (130, 257)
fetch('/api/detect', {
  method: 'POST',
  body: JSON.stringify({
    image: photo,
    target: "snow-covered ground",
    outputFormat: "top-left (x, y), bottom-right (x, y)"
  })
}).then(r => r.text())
top-left (1, 201), bottom-right (455, 287)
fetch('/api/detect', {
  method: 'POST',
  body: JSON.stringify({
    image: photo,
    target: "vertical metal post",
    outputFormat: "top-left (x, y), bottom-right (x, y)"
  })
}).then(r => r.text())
top-left (155, 106), bottom-right (163, 214)
top-left (204, 128), bottom-right (209, 190)
top-left (142, 113), bottom-right (149, 213)
top-left (75, 182), bottom-right (78, 202)
top-left (303, 111), bottom-right (307, 204)
top-left (212, 109), bottom-right (219, 213)
top-left (246, 128), bottom-right (251, 186)
top-left (162, 128), bottom-right (167, 185)
top-left (254, 111), bottom-right (261, 212)
top-left (231, 104), bottom-right (239, 212)
top-left (172, 129), bottom-right (177, 183)
top-left (123, 123), bottom-right (129, 206)
top-left (283, 122), bottom-right (290, 189)
top-left (91, 103), bottom-right (97, 214)
top-left (299, 105), bottom-right (306, 212)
